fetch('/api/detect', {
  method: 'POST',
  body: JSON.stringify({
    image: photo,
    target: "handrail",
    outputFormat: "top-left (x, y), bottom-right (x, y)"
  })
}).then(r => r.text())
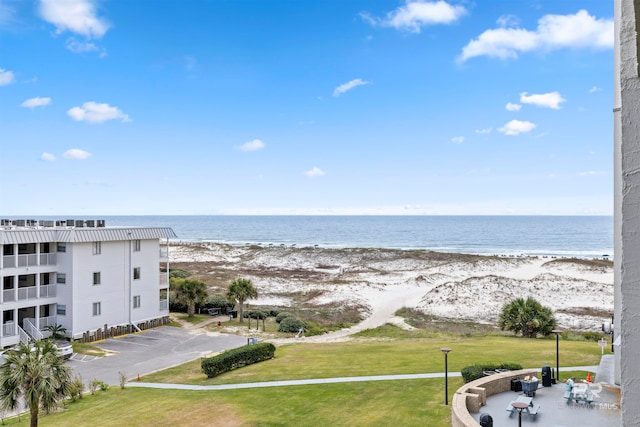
top-left (17, 326), bottom-right (30, 345)
top-left (24, 318), bottom-right (44, 341)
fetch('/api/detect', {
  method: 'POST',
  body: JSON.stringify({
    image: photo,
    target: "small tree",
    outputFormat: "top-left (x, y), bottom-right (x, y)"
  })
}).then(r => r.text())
top-left (226, 278), bottom-right (258, 323)
top-left (172, 278), bottom-right (208, 318)
top-left (0, 340), bottom-right (72, 427)
top-left (44, 324), bottom-right (67, 340)
top-left (498, 296), bottom-right (557, 338)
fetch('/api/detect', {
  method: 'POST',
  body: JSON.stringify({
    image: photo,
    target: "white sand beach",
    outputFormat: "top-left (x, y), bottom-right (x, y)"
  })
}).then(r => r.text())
top-left (170, 243), bottom-right (613, 335)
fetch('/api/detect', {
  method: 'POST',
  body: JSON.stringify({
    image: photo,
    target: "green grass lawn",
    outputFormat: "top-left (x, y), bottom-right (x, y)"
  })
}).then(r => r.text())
top-left (8, 325), bottom-right (607, 426)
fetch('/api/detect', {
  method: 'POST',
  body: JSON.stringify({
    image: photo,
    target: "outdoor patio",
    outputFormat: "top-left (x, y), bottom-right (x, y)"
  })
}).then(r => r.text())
top-left (470, 379), bottom-right (620, 426)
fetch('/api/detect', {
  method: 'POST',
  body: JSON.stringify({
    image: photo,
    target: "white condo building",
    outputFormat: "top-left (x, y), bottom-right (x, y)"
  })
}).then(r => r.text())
top-left (0, 219), bottom-right (176, 346)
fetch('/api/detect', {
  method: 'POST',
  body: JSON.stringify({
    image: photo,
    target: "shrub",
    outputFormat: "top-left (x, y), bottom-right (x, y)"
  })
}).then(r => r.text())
top-left (201, 343), bottom-right (276, 378)
top-left (269, 309), bottom-right (280, 317)
top-left (118, 371), bottom-right (127, 390)
top-left (68, 375), bottom-right (84, 402)
top-left (582, 331), bottom-right (605, 342)
top-left (243, 310), bottom-right (269, 320)
top-left (276, 312), bottom-right (295, 323)
top-left (278, 317), bottom-right (307, 333)
top-left (89, 378), bottom-right (101, 395)
top-left (461, 363), bottom-right (523, 383)
top-left (169, 268), bottom-right (191, 279)
top-left (206, 294), bottom-right (234, 312)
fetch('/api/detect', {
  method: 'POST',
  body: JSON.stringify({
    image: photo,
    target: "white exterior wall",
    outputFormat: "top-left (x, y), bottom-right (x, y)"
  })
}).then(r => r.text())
top-left (0, 224), bottom-right (174, 344)
top-left (616, 0), bottom-right (640, 425)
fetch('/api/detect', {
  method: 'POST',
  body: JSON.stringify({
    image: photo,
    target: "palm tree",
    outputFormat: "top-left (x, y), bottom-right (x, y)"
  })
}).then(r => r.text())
top-left (173, 278), bottom-right (208, 318)
top-left (0, 340), bottom-right (72, 427)
top-left (498, 296), bottom-right (557, 338)
top-left (226, 278), bottom-right (258, 323)
top-left (44, 324), bottom-right (67, 340)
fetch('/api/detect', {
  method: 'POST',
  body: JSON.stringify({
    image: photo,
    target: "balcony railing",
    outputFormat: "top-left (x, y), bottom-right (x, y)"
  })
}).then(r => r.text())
top-left (159, 299), bottom-right (169, 311)
top-left (39, 284), bottom-right (57, 298)
top-left (159, 272), bottom-right (169, 286)
top-left (17, 286), bottom-right (38, 301)
top-left (39, 253), bottom-right (57, 266)
top-left (17, 254), bottom-right (38, 267)
top-left (2, 322), bottom-right (15, 337)
top-left (159, 247), bottom-right (169, 258)
top-left (2, 256), bottom-right (15, 269)
top-left (38, 316), bottom-right (58, 329)
top-left (3, 289), bottom-right (15, 303)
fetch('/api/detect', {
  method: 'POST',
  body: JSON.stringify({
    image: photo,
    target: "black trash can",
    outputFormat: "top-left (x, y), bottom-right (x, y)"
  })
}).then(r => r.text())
top-left (542, 366), bottom-right (552, 387)
top-left (229, 310), bottom-right (238, 319)
top-left (479, 413), bottom-right (493, 427)
top-left (511, 378), bottom-right (522, 392)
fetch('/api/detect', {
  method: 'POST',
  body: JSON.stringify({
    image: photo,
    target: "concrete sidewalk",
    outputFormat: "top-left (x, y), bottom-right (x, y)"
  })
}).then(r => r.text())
top-left (127, 365), bottom-right (598, 391)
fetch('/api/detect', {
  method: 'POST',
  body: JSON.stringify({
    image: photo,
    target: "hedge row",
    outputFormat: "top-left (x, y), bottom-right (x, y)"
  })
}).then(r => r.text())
top-left (201, 342), bottom-right (276, 378)
top-left (461, 362), bottom-right (523, 383)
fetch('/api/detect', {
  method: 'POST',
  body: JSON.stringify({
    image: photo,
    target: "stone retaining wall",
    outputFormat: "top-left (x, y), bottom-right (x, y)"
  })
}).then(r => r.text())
top-left (451, 369), bottom-right (538, 427)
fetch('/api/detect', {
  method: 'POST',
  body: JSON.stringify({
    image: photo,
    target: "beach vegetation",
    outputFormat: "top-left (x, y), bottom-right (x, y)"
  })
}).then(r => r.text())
top-left (499, 297), bottom-right (557, 338)
top-left (206, 293), bottom-right (234, 313)
top-left (171, 278), bottom-right (209, 318)
top-left (275, 312), bottom-right (294, 323)
top-left (226, 278), bottom-right (258, 323)
top-left (0, 340), bottom-right (72, 427)
top-left (278, 317), bottom-right (307, 333)
top-left (169, 268), bottom-right (191, 279)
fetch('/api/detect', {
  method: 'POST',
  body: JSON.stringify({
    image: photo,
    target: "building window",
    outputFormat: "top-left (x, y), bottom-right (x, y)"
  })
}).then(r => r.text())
top-left (133, 267), bottom-right (141, 280)
top-left (92, 302), bottom-right (101, 316)
top-left (56, 273), bottom-right (66, 284)
top-left (57, 243), bottom-right (66, 253)
top-left (57, 305), bottom-right (66, 316)
top-left (133, 295), bottom-right (141, 308)
top-left (93, 241), bottom-right (101, 255)
top-left (93, 272), bottom-right (101, 285)
top-left (133, 239), bottom-right (141, 252)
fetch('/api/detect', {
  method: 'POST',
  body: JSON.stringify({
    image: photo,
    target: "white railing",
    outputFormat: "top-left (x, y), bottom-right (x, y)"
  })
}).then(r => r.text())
top-left (38, 316), bottom-right (57, 329)
top-left (17, 287), bottom-right (37, 301)
top-left (159, 272), bottom-right (169, 286)
top-left (159, 299), bottom-right (169, 310)
top-left (18, 326), bottom-right (30, 345)
top-left (3, 289), bottom-right (15, 303)
top-left (39, 253), bottom-right (57, 265)
top-left (39, 284), bottom-right (57, 298)
top-left (159, 247), bottom-right (169, 258)
top-left (24, 318), bottom-right (44, 341)
top-left (17, 254), bottom-right (38, 267)
top-left (3, 322), bottom-right (15, 337)
top-left (2, 256), bottom-right (15, 269)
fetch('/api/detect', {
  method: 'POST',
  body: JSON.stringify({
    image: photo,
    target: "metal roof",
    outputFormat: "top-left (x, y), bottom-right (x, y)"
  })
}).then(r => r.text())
top-left (0, 227), bottom-right (177, 244)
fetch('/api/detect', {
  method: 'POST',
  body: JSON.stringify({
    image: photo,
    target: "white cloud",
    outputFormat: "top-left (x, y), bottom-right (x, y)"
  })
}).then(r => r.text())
top-left (589, 86), bottom-right (601, 93)
top-left (38, 0), bottom-right (109, 38)
top-left (578, 170), bottom-right (605, 177)
top-left (63, 149), bottom-right (91, 160)
top-left (520, 91), bottom-right (566, 109)
top-left (333, 78), bottom-right (370, 97)
top-left (451, 136), bottom-right (464, 143)
top-left (497, 14), bottom-right (519, 28)
top-left (239, 139), bottom-right (265, 152)
top-left (475, 127), bottom-right (492, 134)
top-left (65, 38), bottom-right (106, 56)
top-left (41, 152), bottom-right (56, 162)
top-left (459, 10), bottom-right (613, 62)
top-left (505, 102), bottom-right (521, 111)
top-left (361, 0), bottom-right (467, 33)
top-left (498, 120), bottom-right (536, 136)
top-left (67, 102), bottom-right (131, 123)
top-left (21, 97), bottom-right (52, 108)
top-left (0, 68), bottom-right (15, 86)
top-left (305, 167), bottom-right (325, 177)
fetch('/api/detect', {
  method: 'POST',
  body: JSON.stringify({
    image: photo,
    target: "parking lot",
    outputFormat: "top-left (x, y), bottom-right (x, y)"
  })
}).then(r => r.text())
top-left (68, 326), bottom-right (247, 385)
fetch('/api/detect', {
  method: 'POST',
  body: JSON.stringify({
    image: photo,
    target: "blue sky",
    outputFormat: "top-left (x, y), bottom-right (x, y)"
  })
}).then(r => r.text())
top-left (0, 0), bottom-right (613, 215)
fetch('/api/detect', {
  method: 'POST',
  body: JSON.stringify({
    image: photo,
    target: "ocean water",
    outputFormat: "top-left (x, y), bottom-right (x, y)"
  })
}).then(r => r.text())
top-left (25, 215), bottom-right (613, 258)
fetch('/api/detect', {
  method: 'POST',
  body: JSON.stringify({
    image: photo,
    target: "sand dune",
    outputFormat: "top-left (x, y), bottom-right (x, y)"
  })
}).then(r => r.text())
top-left (170, 243), bottom-right (613, 333)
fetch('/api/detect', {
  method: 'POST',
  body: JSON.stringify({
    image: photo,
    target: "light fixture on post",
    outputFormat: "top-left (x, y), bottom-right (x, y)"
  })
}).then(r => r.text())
top-left (440, 347), bottom-right (452, 405)
top-left (552, 329), bottom-right (562, 382)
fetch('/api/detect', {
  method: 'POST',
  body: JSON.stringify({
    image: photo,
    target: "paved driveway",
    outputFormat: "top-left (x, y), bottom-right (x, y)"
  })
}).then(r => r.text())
top-left (68, 327), bottom-right (246, 385)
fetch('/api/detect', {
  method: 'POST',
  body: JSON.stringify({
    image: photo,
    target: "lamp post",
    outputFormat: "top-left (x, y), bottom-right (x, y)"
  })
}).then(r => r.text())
top-left (440, 347), bottom-right (452, 405)
top-left (552, 329), bottom-right (562, 382)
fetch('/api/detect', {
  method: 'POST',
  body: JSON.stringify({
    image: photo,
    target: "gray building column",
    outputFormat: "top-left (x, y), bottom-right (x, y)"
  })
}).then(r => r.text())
top-left (617, 0), bottom-right (640, 424)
